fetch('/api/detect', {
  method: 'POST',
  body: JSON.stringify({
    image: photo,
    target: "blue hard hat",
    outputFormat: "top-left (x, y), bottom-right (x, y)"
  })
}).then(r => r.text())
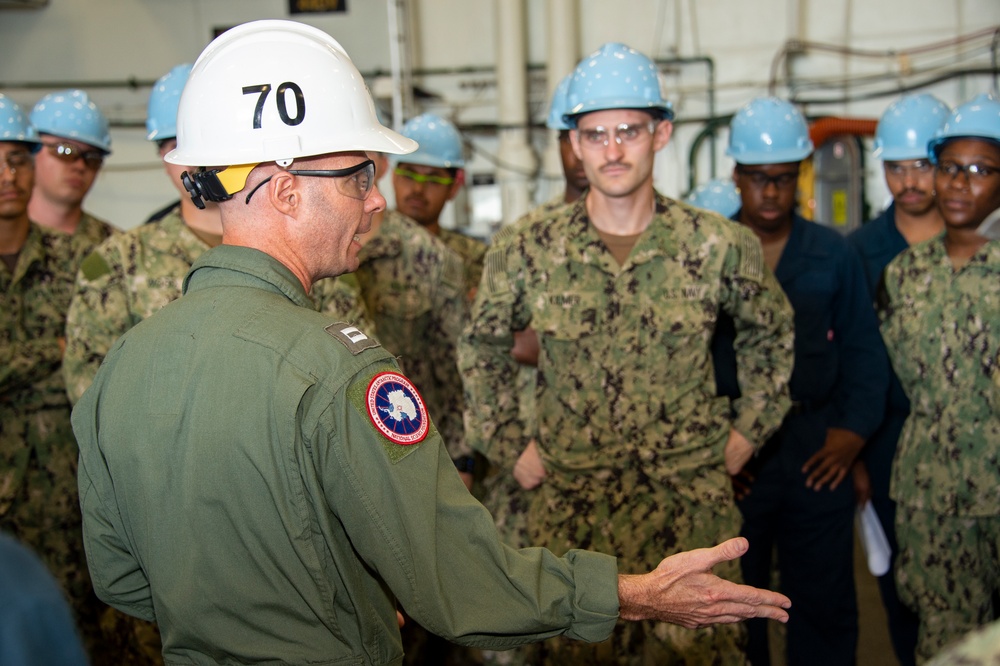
top-left (546, 73), bottom-right (574, 131)
top-left (563, 42), bottom-right (674, 128)
top-left (397, 113), bottom-right (465, 168)
top-left (726, 97), bottom-right (813, 165)
top-left (927, 93), bottom-right (1000, 164)
top-left (686, 178), bottom-right (741, 218)
top-left (873, 94), bottom-right (950, 161)
top-left (146, 64), bottom-right (193, 142)
top-left (0, 94), bottom-right (41, 152)
top-left (31, 89), bottom-right (111, 154)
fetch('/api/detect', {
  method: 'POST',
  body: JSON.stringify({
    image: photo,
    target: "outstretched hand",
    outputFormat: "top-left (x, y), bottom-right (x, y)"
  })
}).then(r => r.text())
top-left (617, 537), bottom-right (791, 629)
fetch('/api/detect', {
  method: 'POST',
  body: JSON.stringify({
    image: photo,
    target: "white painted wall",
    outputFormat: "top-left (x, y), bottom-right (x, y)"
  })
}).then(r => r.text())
top-left (1, 0), bottom-right (997, 233)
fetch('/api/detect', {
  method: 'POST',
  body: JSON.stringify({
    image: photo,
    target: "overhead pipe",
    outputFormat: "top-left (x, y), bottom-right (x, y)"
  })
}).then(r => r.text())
top-left (540, 0), bottom-right (579, 202)
top-left (808, 116), bottom-right (876, 147)
top-left (494, 0), bottom-right (536, 225)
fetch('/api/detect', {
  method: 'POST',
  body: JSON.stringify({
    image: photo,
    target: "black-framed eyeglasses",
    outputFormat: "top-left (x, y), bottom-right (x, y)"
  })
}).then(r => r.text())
top-left (936, 161), bottom-right (998, 181)
top-left (736, 167), bottom-right (799, 189)
top-left (0, 150), bottom-right (33, 175)
top-left (244, 159), bottom-right (376, 205)
top-left (42, 141), bottom-right (105, 170)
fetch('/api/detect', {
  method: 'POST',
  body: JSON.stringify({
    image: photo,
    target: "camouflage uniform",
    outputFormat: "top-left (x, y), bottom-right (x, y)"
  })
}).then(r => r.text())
top-left (0, 222), bottom-right (106, 656)
top-left (925, 618), bottom-right (1000, 665)
top-left (65, 208), bottom-right (372, 404)
top-left (480, 197), bottom-right (572, 550)
top-left (438, 227), bottom-right (487, 299)
top-left (878, 235), bottom-right (1000, 663)
top-left (354, 210), bottom-right (469, 462)
top-left (461, 193), bottom-right (794, 665)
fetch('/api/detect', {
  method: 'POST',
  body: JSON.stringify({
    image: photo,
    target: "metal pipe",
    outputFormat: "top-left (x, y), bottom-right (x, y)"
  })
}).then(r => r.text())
top-left (494, 0), bottom-right (536, 225)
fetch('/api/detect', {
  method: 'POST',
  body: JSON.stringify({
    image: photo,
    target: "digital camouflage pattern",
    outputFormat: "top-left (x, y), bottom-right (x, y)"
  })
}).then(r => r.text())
top-left (438, 227), bottom-right (487, 300)
top-left (355, 209), bottom-right (469, 460)
top-left (65, 208), bottom-right (373, 404)
top-left (925, 617), bottom-right (1000, 666)
top-left (894, 507), bottom-right (1000, 664)
top-left (461, 193), bottom-right (794, 664)
top-left (878, 235), bottom-right (1000, 516)
top-left (879, 235), bottom-right (1000, 662)
top-left (0, 222), bottom-right (108, 657)
top-left (479, 201), bottom-right (570, 550)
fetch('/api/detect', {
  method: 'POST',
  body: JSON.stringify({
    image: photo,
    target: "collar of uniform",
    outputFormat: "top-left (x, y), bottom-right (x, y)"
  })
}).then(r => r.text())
top-left (920, 230), bottom-right (1000, 271)
top-left (566, 191), bottom-right (681, 271)
top-left (142, 208), bottom-right (211, 267)
top-left (5, 222), bottom-right (46, 284)
top-left (182, 245), bottom-right (315, 309)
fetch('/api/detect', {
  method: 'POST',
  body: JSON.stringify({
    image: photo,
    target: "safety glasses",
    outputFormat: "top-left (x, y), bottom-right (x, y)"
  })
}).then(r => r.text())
top-left (244, 159), bottom-right (376, 204)
top-left (393, 167), bottom-right (455, 186)
top-left (42, 141), bottom-right (105, 170)
top-left (577, 122), bottom-right (658, 149)
top-left (936, 161), bottom-right (998, 181)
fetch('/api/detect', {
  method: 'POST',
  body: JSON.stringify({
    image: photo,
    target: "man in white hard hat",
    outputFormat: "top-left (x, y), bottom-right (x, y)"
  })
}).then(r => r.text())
top-left (73, 22), bottom-right (791, 664)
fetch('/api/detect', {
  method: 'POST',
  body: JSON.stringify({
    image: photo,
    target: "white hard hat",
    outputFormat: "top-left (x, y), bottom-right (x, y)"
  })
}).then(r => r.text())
top-left (166, 19), bottom-right (416, 203)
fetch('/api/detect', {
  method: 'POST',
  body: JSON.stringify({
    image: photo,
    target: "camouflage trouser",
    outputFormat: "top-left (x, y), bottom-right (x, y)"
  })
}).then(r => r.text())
top-left (895, 505), bottom-right (1000, 664)
top-left (517, 465), bottom-right (748, 666)
top-left (0, 407), bottom-right (163, 665)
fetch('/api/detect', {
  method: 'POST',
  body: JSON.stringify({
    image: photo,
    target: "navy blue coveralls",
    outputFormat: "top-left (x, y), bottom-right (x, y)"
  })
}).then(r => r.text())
top-left (846, 202), bottom-right (919, 666)
top-left (713, 214), bottom-right (889, 666)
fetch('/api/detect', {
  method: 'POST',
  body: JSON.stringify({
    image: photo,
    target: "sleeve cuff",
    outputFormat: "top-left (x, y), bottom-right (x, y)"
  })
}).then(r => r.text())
top-left (562, 550), bottom-right (620, 643)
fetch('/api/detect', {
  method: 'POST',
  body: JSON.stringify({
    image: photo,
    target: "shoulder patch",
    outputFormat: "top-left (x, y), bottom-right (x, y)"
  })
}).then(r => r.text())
top-left (366, 372), bottom-right (429, 445)
top-left (79, 250), bottom-right (112, 281)
top-left (738, 232), bottom-right (765, 282)
top-left (484, 243), bottom-right (512, 297)
top-left (325, 321), bottom-right (381, 355)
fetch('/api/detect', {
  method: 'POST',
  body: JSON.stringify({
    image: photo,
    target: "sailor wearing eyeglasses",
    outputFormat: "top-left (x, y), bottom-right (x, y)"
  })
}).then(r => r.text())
top-left (28, 89), bottom-right (119, 262)
top-left (461, 44), bottom-right (795, 664)
top-left (392, 114), bottom-right (486, 301)
top-left (713, 96), bottom-right (890, 666)
top-left (877, 93), bottom-right (1000, 663)
top-left (845, 93), bottom-right (950, 666)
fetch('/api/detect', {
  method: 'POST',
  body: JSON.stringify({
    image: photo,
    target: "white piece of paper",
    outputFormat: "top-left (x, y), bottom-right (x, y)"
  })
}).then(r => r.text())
top-left (977, 207), bottom-right (1000, 240)
top-left (857, 500), bottom-right (891, 577)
